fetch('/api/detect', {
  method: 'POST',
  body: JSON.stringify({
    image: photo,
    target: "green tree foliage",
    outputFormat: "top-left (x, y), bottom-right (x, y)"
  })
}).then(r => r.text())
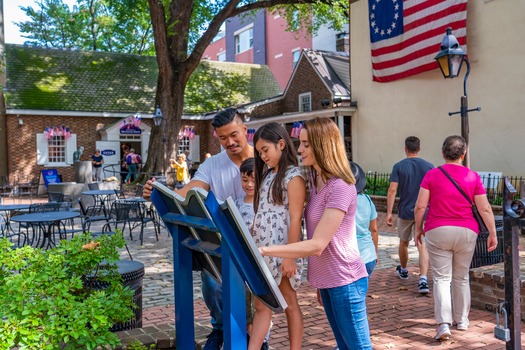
top-left (15, 0), bottom-right (348, 172)
top-left (146, 0), bottom-right (348, 173)
top-left (184, 61), bottom-right (251, 114)
top-left (16, 0), bottom-right (155, 55)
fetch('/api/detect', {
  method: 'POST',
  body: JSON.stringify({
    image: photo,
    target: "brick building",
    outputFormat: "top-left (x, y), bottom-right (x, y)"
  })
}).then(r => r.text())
top-left (203, 9), bottom-right (349, 90)
top-left (1, 45), bottom-right (280, 184)
top-left (241, 49), bottom-right (355, 160)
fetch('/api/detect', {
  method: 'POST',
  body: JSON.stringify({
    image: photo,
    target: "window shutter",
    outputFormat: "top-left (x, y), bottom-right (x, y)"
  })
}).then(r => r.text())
top-left (65, 134), bottom-right (78, 165)
top-left (36, 133), bottom-right (48, 165)
top-left (189, 135), bottom-right (200, 163)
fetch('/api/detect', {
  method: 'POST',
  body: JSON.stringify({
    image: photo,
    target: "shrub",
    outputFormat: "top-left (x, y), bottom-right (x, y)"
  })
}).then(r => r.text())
top-left (0, 232), bottom-right (135, 350)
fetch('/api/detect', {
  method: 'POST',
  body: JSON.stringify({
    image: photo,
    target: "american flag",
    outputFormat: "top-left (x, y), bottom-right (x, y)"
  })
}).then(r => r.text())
top-left (369, 0), bottom-right (467, 82)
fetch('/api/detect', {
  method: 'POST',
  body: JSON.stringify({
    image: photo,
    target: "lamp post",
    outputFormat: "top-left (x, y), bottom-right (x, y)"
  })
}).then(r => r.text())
top-left (152, 105), bottom-right (166, 175)
top-left (434, 27), bottom-right (480, 168)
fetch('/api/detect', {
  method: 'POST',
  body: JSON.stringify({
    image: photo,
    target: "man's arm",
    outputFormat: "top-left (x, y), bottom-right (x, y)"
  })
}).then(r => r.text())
top-left (142, 178), bottom-right (210, 199)
top-left (386, 182), bottom-right (398, 227)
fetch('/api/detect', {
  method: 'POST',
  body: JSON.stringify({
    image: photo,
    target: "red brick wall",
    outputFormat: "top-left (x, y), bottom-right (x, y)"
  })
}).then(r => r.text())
top-left (469, 264), bottom-right (525, 322)
top-left (187, 120), bottom-right (217, 162)
top-left (235, 49), bottom-right (253, 64)
top-left (265, 12), bottom-right (312, 90)
top-left (250, 99), bottom-right (284, 119)
top-left (284, 59), bottom-right (332, 113)
top-left (5, 114), bottom-right (216, 182)
top-left (202, 37), bottom-right (226, 61)
top-left (6, 114), bottom-right (124, 183)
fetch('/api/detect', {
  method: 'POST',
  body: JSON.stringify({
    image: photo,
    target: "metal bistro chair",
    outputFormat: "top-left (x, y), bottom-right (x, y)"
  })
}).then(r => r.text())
top-left (48, 192), bottom-right (65, 203)
top-left (82, 201), bottom-right (132, 260)
top-left (114, 188), bottom-right (126, 200)
top-left (17, 177), bottom-right (38, 203)
top-left (0, 176), bottom-right (16, 203)
top-left (118, 199), bottom-right (160, 245)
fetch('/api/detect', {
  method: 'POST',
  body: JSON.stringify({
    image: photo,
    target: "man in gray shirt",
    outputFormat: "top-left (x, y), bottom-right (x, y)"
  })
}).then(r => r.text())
top-left (386, 136), bottom-right (433, 294)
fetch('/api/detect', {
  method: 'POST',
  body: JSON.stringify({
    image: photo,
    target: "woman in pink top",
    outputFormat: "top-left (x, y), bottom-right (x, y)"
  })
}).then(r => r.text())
top-left (259, 118), bottom-right (371, 350)
top-left (415, 135), bottom-right (498, 341)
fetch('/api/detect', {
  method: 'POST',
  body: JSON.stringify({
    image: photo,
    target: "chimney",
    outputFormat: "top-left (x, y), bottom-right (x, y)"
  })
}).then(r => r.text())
top-left (335, 32), bottom-right (349, 53)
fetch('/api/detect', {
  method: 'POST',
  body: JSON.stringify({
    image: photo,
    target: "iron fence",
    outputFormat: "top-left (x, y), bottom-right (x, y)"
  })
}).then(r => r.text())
top-left (364, 172), bottom-right (524, 205)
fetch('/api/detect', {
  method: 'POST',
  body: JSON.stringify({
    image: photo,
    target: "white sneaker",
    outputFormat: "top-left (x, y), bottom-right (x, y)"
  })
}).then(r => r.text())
top-left (435, 323), bottom-right (451, 341)
top-left (456, 320), bottom-right (469, 331)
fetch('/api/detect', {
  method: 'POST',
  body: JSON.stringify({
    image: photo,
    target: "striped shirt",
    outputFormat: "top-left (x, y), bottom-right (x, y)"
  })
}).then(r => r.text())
top-left (305, 177), bottom-right (368, 289)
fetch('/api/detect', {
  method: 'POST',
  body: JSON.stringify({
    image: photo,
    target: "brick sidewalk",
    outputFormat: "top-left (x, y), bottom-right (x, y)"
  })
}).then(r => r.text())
top-left (142, 265), bottom-right (525, 349)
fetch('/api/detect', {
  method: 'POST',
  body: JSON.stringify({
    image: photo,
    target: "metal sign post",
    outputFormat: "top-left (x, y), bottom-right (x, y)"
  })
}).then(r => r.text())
top-left (501, 177), bottom-right (521, 349)
top-left (151, 184), bottom-right (287, 350)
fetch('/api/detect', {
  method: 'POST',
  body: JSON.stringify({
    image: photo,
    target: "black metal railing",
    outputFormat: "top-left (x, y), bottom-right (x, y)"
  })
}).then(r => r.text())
top-left (364, 172), bottom-right (524, 205)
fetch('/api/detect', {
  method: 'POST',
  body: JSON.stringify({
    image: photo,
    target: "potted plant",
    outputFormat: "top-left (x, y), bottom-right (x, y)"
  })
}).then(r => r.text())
top-left (0, 232), bottom-right (135, 350)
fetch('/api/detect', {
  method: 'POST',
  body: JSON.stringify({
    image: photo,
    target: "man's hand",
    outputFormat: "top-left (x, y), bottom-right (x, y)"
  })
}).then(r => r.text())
top-left (142, 178), bottom-right (155, 199)
top-left (386, 213), bottom-right (394, 227)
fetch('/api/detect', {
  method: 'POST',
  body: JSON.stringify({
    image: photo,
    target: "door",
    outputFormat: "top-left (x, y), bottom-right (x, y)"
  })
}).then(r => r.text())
top-left (96, 141), bottom-right (121, 180)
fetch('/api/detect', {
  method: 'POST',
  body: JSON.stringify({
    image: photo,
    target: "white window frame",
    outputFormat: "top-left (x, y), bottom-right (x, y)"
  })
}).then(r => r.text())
top-left (234, 24), bottom-right (254, 54)
top-left (299, 92), bottom-right (312, 112)
top-left (177, 135), bottom-right (200, 163)
top-left (217, 52), bottom-right (226, 62)
top-left (36, 133), bottom-right (77, 166)
top-left (292, 48), bottom-right (301, 68)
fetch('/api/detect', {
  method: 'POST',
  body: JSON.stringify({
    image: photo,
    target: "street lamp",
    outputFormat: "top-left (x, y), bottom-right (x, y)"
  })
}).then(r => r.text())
top-left (152, 105), bottom-right (166, 175)
top-left (434, 27), bottom-right (480, 168)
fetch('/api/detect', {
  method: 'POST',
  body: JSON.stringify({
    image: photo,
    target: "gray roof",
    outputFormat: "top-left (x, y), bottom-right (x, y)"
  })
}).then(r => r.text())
top-left (302, 49), bottom-right (350, 98)
top-left (4, 44), bottom-right (281, 114)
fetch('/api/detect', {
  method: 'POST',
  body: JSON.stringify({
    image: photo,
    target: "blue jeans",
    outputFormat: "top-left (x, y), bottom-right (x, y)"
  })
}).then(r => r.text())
top-left (319, 277), bottom-right (372, 350)
top-left (125, 163), bottom-right (137, 183)
top-left (201, 270), bottom-right (223, 330)
top-left (365, 260), bottom-right (377, 277)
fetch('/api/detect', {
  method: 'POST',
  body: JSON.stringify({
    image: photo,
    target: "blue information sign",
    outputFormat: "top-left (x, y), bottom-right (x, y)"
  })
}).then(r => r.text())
top-left (41, 169), bottom-right (61, 187)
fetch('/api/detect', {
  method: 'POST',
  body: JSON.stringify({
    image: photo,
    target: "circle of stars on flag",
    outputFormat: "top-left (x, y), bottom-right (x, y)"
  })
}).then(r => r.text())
top-left (370, 0), bottom-right (400, 37)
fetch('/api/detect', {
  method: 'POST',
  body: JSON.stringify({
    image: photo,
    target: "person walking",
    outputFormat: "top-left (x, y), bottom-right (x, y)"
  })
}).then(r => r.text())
top-left (143, 108), bottom-right (253, 350)
top-left (352, 162), bottom-right (379, 277)
top-left (249, 123), bottom-right (306, 350)
top-left (125, 148), bottom-right (138, 184)
top-left (415, 135), bottom-right (498, 341)
top-left (259, 118), bottom-right (372, 350)
top-left (386, 136), bottom-right (433, 294)
top-left (91, 149), bottom-right (104, 182)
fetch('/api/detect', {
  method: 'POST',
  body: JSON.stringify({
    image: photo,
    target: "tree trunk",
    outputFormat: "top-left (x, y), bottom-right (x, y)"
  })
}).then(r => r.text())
top-left (140, 71), bottom-right (189, 183)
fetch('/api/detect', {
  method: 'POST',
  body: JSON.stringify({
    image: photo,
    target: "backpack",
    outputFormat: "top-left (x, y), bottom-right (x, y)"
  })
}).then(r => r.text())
top-left (126, 154), bottom-right (133, 165)
top-left (136, 155), bottom-right (142, 164)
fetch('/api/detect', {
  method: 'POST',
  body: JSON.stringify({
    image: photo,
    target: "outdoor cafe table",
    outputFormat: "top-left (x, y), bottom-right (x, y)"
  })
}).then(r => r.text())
top-left (0, 204), bottom-right (30, 236)
top-left (82, 189), bottom-right (117, 214)
top-left (10, 211), bottom-right (80, 248)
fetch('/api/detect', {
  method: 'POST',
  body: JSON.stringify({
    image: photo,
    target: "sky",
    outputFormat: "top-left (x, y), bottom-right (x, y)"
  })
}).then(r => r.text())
top-left (4, 0), bottom-right (76, 44)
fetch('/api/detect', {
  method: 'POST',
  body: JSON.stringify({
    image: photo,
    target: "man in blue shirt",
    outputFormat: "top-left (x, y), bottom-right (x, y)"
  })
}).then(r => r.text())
top-left (386, 136), bottom-right (433, 294)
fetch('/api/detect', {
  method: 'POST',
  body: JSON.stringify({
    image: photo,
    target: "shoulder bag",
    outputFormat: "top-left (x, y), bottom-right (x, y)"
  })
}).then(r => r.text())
top-left (437, 166), bottom-right (488, 233)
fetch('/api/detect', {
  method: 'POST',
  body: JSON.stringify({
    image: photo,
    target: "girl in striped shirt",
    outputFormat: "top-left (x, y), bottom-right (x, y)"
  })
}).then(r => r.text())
top-left (259, 118), bottom-right (372, 350)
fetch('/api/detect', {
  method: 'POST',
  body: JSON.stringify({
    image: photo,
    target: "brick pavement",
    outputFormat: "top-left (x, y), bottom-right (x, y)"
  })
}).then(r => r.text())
top-left (5, 196), bottom-right (524, 348)
top-left (136, 212), bottom-right (524, 349)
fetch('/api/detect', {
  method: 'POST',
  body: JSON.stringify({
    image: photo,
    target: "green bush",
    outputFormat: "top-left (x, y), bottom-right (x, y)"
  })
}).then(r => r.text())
top-left (0, 232), bottom-right (135, 350)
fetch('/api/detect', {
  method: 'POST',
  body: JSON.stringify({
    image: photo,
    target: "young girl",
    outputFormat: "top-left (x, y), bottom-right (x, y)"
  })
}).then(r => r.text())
top-left (259, 118), bottom-right (372, 350)
top-left (249, 123), bottom-right (306, 350)
top-left (169, 153), bottom-right (189, 187)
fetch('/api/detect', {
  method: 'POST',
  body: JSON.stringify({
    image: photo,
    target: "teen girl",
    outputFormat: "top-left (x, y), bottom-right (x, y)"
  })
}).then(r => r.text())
top-left (259, 118), bottom-right (372, 350)
top-left (249, 122), bottom-right (306, 350)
